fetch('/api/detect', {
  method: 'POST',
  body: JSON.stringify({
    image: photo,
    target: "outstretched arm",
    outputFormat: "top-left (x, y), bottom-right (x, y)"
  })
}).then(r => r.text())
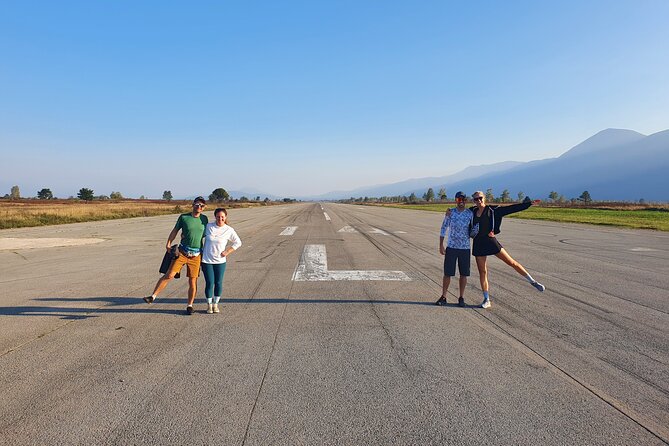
top-left (495, 199), bottom-right (539, 217)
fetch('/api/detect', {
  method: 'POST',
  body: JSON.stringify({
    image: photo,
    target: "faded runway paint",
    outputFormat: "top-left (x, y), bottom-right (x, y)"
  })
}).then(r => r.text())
top-left (280, 226), bottom-right (298, 236)
top-left (292, 244), bottom-right (411, 281)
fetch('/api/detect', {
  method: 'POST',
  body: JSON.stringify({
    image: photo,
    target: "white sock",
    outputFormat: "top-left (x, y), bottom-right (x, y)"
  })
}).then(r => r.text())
top-left (214, 296), bottom-right (221, 304)
top-left (525, 274), bottom-right (535, 283)
top-left (206, 297), bottom-right (213, 304)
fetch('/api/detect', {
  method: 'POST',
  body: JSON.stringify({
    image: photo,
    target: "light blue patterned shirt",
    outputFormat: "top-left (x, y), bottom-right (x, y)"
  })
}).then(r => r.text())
top-left (440, 208), bottom-right (473, 249)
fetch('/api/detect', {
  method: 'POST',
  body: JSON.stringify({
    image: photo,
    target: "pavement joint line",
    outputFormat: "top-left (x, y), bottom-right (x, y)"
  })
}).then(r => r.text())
top-left (534, 269), bottom-right (669, 317)
top-left (470, 309), bottom-right (669, 444)
top-left (242, 217), bottom-right (312, 445)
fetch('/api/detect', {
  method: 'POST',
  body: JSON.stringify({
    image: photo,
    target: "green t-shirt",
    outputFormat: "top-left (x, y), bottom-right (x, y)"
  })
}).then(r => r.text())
top-left (174, 213), bottom-right (208, 250)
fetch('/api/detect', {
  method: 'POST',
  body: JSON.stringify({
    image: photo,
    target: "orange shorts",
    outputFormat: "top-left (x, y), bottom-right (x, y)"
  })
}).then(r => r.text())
top-left (167, 251), bottom-right (201, 278)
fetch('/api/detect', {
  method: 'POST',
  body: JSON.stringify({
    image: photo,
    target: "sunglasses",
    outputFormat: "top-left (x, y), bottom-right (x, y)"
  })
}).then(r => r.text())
top-left (456, 197), bottom-right (466, 202)
top-left (193, 203), bottom-right (205, 208)
top-left (473, 197), bottom-right (484, 201)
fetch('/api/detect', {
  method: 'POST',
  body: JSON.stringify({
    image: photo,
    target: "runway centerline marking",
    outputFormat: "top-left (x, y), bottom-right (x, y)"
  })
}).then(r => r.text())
top-left (323, 212), bottom-right (331, 221)
top-left (292, 244), bottom-right (411, 281)
top-left (280, 226), bottom-right (298, 236)
top-left (337, 226), bottom-right (358, 233)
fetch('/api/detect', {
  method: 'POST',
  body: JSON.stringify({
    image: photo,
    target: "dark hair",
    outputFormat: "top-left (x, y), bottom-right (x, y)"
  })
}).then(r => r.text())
top-left (214, 208), bottom-right (228, 218)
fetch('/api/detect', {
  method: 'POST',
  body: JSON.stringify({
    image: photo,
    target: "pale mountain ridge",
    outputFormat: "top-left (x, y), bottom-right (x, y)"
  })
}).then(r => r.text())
top-left (558, 128), bottom-right (646, 159)
top-left (424, 128), bottom-right (669, 202)
top-left (306, 128), bottom-right (668, 202)
top-left (305, 161), bottom-right (524, 200)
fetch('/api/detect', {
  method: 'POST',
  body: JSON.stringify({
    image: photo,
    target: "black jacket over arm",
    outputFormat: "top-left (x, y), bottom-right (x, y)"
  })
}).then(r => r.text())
top-left (488, 200), bottom-right (532, 234)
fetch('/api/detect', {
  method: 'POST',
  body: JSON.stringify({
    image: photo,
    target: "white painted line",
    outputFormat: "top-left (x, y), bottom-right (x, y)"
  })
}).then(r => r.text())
top-left (369, 227), bottom-right (390, 236)
top-left (280, 226), bottom-right (298, 236)
top-left (630, 247), bottom-right (658, 252)
top-left (337, 225), bottom-right (358, 233)
top-left (0, 237), bottom-right (105, 250)
top-left (393, 231), bottom-right (407, 234)
top-left (292, 244), bottom-right (411, 281)
top-left (324, 212), bottom-right (331, 221)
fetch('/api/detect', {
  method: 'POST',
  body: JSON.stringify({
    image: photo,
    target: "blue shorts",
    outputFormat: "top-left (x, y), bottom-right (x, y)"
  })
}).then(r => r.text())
top-left (444, 248), bottom-right (471, 277)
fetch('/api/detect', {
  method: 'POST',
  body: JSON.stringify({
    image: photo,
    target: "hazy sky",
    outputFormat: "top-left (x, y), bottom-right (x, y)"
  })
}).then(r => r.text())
top-left (1, 1), bottom-right (668, 198)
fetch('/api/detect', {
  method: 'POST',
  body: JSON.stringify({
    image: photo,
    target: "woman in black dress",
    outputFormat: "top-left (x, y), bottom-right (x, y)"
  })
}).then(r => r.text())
top-left (471, 191), bottom-right (545, 309)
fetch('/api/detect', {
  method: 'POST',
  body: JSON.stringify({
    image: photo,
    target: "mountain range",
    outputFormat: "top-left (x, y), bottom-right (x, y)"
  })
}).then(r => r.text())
top-left (302, 128), bottom-right (669, 202)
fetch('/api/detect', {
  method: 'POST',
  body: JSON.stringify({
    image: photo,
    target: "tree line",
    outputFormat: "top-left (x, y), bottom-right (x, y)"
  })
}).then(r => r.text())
top-left (339, 188), bottom-right (600, 204)
top-left (3, 186), bottom-right (293, 203)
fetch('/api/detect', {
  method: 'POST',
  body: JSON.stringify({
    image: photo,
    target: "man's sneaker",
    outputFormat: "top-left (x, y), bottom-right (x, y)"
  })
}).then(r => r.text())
top-left (207, 304), bottom-right (214, 314)
top-left (480, 298), bottom-right (491, 309)
top-left (531, 281), bottom-right (545, 292)
top-left (213, 303), bottom-right (220, 313)
top-left (186, 306), bottom-right (194, 315)
top-left (435, 296), bottom-right (448, 306)
top-left (458, 297), bottom-right (465, 307)
top-left (143, 296), bottom-right (154, 304)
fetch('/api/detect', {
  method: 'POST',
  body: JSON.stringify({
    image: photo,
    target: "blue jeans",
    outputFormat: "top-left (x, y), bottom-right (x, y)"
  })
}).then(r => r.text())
top-left (201, 262), bottom-right (227, 299)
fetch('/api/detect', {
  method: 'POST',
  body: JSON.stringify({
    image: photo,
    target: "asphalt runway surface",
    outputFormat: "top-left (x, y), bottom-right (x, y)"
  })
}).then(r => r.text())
top-left (1, 202), bottom-right (667, 445)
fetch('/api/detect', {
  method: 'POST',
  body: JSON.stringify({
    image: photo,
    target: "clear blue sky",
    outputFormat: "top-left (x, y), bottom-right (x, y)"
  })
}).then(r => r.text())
top-left (1, 1), bottom-right (668, 198)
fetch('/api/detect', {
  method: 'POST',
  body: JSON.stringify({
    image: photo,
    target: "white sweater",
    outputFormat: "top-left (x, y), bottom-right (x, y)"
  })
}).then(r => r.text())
top-left (201, 223), bottom-right (242, 264)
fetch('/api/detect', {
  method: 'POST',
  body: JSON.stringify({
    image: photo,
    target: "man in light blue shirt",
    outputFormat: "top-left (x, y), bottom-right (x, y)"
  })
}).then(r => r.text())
top-left (436, 191), bottom-right (473, 307)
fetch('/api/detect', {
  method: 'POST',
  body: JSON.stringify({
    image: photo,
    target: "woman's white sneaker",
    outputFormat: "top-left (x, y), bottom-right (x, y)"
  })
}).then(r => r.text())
top-left (481, 298), bottom-right (491, 309)
top-left (207, 304), bottom-right (214, 314)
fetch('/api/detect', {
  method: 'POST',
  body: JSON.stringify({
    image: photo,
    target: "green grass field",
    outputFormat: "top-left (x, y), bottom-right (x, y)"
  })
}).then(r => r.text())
top-left (375, 204), bottom-right (669, 231)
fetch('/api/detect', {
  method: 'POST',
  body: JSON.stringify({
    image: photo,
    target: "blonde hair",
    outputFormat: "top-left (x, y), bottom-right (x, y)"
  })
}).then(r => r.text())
top-left (472, 191), bottom-right (484, 199)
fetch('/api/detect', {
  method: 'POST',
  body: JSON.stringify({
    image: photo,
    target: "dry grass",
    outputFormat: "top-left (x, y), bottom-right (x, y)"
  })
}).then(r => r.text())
top-left (0, 199), bottom-right (268, 230)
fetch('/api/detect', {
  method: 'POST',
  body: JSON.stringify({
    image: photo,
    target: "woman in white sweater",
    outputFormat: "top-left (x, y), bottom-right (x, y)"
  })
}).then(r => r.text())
top-left (201, 208), bottom-right (242, 314)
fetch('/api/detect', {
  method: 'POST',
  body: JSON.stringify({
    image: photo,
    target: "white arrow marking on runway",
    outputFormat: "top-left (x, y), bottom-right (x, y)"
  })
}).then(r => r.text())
top-left (369, 227), bottom-right (390, 235)
top-left (280, 226), bottom-right (298, 236)
top-left (324, 212), bottom-right (331, 221)
top-left (337, 225), bottom-right (358, 233)
top-left (292, 245), bottom-right (411, 281)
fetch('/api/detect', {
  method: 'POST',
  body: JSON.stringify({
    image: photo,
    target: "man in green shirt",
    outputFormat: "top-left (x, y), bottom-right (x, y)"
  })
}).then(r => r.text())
top-left (144, 196), bottom-right (209, 315)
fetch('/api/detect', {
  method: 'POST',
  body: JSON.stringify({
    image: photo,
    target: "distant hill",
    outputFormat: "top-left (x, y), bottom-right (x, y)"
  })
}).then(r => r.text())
top-left (307, 161), bottom-right (523, 200)
top-left (307, 128), bottom-right (669, 202)
top-left (436, 129), bottom-right (669, 202)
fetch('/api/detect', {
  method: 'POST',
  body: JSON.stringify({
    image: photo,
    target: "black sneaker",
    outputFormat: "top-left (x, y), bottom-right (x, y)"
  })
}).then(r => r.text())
top-left (458, 297), bottom-right (465, 307)
top-left (435, 296), bottom-right (448, 306)
top-left (143, 296), bottom-right (154, 304)
top-left (186, 306), bottom-right (194, 315)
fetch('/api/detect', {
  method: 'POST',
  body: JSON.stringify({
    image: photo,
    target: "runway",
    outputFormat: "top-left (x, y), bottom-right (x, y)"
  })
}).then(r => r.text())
top-left (1, 202), bottom-right (667, 445)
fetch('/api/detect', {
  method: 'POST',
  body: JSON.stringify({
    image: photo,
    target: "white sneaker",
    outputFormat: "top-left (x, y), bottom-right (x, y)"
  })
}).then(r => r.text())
top-left (213, 303), bottom-right (220, 313)
top-left (207, 304), bottom-right (213, 314)
top-left (481, 298), bottom-right (491, 309)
